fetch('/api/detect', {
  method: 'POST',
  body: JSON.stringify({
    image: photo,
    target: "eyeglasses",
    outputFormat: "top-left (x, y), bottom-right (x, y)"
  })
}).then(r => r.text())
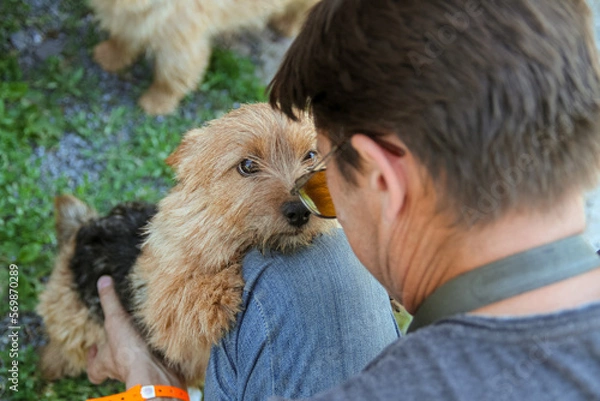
top-left (291, 134), bottom-right (406, 218)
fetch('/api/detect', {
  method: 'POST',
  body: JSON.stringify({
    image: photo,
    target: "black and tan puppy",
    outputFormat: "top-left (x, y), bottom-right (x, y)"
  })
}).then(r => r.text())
top-left (37, 197), bottom-right (156, 380)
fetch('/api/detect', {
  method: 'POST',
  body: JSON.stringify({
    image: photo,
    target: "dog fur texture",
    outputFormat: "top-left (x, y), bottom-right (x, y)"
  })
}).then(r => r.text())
top-left (37, 103), bottom-right (336, 385)
top-left (37, 198), bottom-right (156, 380)
top-left (90, 0), bottom-right (319, 115)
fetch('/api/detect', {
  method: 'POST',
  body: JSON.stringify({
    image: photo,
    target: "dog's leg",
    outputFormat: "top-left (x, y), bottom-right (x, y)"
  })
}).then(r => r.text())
top-left (268, 0), bottom-right (320, 37)
top-left (93, 36), bottom-right (142, 73)
top-left (135, 256), bottom-right (244, 384)
top-left (138, 36), bottom-right (211, 115)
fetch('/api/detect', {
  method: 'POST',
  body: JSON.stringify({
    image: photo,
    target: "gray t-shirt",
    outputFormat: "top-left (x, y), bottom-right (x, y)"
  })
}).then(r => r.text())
top-left (274, 302), bottom-right (600, 401)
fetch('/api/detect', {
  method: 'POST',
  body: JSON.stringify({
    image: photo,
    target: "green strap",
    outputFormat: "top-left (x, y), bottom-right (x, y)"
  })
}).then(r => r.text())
top-left (407, 235), bottom-right (600, 333)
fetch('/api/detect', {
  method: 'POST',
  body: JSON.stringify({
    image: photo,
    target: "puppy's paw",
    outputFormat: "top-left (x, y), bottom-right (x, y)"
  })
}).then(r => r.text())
top-left (196, 266), bottom-right (245, 344)
top-left (93, 39), bottom-right (132, 72)
top-left (138, 85), bottom-right (181, 115)
top-left (39, 343), bottom-right (68, 381)
top-left (142, 264), bottom-right (244, 370)
top-left (39, 340), bottom-right (86, 381)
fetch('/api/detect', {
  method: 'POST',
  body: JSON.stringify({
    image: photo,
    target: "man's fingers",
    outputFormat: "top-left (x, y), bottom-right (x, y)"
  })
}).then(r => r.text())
top-left (87, 344), bottom-right (108, 384)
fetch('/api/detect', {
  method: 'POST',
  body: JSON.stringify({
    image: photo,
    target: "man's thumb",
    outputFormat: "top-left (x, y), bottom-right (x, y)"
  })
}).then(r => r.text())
top-left (97, 276), bottom-right (126, 319)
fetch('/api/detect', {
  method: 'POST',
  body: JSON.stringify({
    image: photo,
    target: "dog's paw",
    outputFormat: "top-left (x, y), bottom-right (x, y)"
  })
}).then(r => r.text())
top-left (39, 343), bottom-right (70, 381)
top-left (138, 85), bottom-right (181, 115)
top-left (93, 40), bottom-right (131, 72)
top-left (39, 339), bottom-right (89, 381)
top-left (141, 264), bottom-right (244, 371)
top-left (196, 267), bottom-right (245, 344)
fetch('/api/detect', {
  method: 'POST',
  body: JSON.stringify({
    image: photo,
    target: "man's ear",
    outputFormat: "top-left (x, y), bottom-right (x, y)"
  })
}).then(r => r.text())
top-left (351, 134), bottom-right (407, 222)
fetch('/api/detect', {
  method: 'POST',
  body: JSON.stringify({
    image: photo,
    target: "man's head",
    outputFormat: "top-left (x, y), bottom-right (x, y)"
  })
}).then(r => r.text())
top-left (269, 0), bottom-right (600, 225)
top-left (269, 0), bottom-right (600, 304)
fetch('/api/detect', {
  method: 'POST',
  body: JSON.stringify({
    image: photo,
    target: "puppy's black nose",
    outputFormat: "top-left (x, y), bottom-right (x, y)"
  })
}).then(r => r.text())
top-left (281, 201), bottom-right (311, 228)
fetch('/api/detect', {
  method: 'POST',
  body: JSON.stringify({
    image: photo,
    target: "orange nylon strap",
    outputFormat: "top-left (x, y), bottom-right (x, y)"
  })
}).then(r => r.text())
top-left (86, 384), bottom-right (190, 401)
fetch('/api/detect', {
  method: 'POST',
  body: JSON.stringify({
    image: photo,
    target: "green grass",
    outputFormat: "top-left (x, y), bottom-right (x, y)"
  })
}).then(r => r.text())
top-left (0, 1), bottom-right (266, 398)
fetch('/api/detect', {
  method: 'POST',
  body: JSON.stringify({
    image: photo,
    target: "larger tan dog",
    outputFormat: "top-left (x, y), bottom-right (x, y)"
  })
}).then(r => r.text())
top-left (90, 0), bottom-right (319, 115)
top-left (37, 103), bottom-right (336, 386)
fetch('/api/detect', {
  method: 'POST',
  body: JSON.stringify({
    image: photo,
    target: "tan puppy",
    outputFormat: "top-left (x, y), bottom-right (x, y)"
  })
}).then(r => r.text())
top-left (37, 103), bottom-right (335, 385)
top-left (90, 0), bottom-right (319, 115)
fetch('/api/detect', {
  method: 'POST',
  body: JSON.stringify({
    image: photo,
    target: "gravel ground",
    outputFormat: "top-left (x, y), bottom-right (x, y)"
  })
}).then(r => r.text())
top-left (11, 0), bottom-right (600, 246)
top-left (12, 0), bottom-right (294, 194)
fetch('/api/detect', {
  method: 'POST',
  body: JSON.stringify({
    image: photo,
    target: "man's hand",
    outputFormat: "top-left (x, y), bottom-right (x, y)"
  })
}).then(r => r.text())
top-left (86, 275), bottom-right (185, 390)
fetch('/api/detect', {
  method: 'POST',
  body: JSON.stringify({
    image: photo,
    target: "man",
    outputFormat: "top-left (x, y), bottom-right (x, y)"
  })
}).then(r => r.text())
top-left (267, 0), bottom-right (600, 399)
top-left (89, 0), bottom-right (600, 399)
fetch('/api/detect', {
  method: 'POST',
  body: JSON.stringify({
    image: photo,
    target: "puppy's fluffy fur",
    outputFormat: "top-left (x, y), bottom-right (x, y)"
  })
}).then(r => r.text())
top-left (90, 0), bottom-right (319, 115)
top-left (37, 103), bottom-right (336, 385)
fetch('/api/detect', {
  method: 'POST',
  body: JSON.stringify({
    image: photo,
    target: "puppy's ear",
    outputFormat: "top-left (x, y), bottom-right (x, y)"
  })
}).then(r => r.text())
top-left (165, 144), bottom-right (184, 169)
top-left (165, 129), bottom-right (203, 171)
top-left (54, 195), bottom-right (97, 246)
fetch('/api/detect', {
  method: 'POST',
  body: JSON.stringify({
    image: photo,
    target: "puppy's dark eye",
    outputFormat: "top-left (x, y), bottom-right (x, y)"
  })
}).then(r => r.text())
top-left (238, 159), bottom-right (260, 176)
top-left (303, 150), bottom-right (318, 164)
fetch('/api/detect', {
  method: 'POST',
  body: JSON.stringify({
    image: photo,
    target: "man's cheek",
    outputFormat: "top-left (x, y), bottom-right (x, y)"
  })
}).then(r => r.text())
top-left (328, 180), bottom-right (347, 223)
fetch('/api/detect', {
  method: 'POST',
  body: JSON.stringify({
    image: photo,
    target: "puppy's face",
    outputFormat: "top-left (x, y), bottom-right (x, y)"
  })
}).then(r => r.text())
top-left (166, 103), bottom-right (336, 252)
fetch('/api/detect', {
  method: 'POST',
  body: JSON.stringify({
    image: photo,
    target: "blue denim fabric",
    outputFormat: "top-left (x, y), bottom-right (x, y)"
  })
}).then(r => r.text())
top-left (203, 228), bottom-right (400, 401)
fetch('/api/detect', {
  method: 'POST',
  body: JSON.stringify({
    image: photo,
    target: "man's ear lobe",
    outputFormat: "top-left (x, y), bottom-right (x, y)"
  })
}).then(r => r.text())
top-left (351, 135), bottom-right (406, 221)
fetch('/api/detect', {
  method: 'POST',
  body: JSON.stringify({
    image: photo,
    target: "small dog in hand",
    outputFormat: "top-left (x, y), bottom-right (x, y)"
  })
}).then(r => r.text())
top-left (36, 198), bottom-right (156, 379)
top-left (37, 103), bottom-right (336, 386)
top-left (90, 0), bottom-right (319, 115)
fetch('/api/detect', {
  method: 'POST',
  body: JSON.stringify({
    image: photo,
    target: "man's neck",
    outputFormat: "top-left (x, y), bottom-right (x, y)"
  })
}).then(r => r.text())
top-left (399, 193), bottom-right (599, 315)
